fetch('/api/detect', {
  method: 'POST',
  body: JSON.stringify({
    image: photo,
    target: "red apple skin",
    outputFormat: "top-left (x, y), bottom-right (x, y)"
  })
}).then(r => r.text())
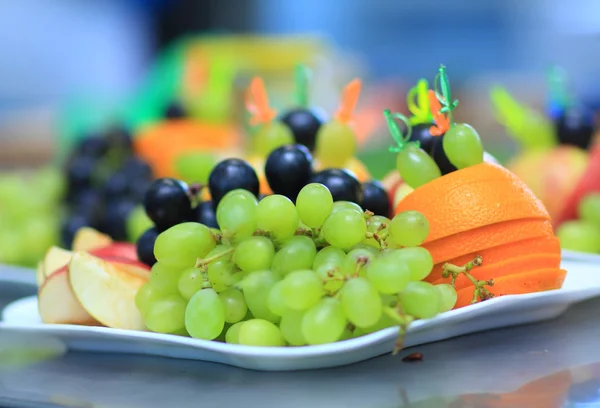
top-left (89, 243), bottom-right (138, 262)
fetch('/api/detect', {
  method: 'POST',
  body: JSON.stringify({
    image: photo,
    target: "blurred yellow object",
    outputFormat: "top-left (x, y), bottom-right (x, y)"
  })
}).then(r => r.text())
top-left (344, 157), bottom-right (371, 182)
top-left (246, 155), bottom-right (273, 195)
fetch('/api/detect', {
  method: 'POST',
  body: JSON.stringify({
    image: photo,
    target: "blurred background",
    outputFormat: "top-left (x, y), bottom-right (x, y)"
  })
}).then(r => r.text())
top-left (2, 0), bottom-right (600, 266)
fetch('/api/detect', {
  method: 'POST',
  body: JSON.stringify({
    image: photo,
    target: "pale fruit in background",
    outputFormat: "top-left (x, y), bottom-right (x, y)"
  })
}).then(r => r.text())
top-left (42, 246), bottom-right (73, 279)
top-left (38, 267), bottom-right (98, 325)
top-left (72, 227), bottom-right (112, 252)
top-left (507, 146), bottom-right (589, 222)
top-left (68, 252), bottom-right (149, 330)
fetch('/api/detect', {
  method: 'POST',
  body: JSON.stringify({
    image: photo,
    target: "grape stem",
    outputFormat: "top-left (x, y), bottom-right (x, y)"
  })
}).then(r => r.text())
top-left (383, 306), bottom-right (415, 355)
top-left (441, 255), bottom-right (495, 304)
top-left (200, 271), bottom-right (213, 289)
top-left (195, 247), bottom-right (235, 268)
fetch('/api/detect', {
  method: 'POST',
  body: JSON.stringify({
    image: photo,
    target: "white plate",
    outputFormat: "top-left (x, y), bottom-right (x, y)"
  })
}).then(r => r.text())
top-left (1, 260), bottom-right (600, 372)
top-left (562, 249), bottom-right (600, 263)
top-left (0, 264), bottom-right (36, 287)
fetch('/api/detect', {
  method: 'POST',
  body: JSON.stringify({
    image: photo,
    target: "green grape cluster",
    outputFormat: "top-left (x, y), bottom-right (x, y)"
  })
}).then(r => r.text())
top-left (135, 183), bottom-right (458, 348)
top-left (557, 193), bottom-right (600, 253)
top-left (0, 168), bottom-right (64, 266)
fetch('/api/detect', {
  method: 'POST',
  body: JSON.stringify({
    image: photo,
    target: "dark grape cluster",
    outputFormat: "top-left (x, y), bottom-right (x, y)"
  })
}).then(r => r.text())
top-left (279, 108), bottom-right (327, 152)
top-left (62, 125), bottom-right (154, 247)
top-left (554, 105), bottom-right (596, 150)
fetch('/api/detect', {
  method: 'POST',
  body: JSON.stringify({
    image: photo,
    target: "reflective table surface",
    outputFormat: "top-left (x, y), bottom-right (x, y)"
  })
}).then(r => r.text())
top-left (1, 270), bottom-right (600, 408)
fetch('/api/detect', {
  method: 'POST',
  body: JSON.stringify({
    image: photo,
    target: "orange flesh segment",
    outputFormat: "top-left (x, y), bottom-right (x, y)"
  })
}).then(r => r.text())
top-left (454, 268), bottom-right (567, 309)
top-left (433, 253), bottom-right (561, 290)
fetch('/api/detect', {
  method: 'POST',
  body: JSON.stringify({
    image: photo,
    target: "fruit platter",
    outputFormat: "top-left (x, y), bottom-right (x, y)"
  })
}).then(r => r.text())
top-left (491, 68), bottom-right (600, 261)
top-left (2, 65), bottom-right (600, 371)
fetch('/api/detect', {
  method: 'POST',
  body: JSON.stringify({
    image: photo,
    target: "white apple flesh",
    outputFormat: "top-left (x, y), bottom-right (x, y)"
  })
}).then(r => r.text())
top-left (43, 246), bottom-right (73, 279)
top-left (72, 227), bottom-right (113, 252)
top-left (38, 267), bottom-right (98, 325)
top-left (68, 252), bottom-right (149, 330)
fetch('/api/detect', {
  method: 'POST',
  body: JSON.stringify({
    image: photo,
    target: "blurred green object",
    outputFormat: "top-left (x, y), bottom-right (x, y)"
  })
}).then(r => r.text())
top-left (127, 206), bottom-right (154, 243)
top-left (357, 147), bottom-right (397, 180)
top-left (489, 86), bottom-right (557, 151)
top-left (175, 152), bottom-right (217, 185)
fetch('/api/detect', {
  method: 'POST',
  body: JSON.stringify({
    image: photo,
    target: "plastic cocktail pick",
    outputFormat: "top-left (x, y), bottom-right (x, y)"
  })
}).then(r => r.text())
top-left (334, 79), bottom-right (362, 124)
top-left (407, 79), bottom-right (433, 125)
top-left (245, 77), bottom-right (277, 126)
top-left (384, 109), bottom-right (414, 153)
top-left (294, 64), bottom-right (311, 108)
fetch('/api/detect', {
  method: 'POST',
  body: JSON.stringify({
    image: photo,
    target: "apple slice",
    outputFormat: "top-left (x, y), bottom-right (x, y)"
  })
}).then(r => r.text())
top-left (36, 261), bottom-right (45, 287)
top-left (72, 227), bottom-right (112, 252)
top-left (68, 252), bottom-right (148, 330)
top-left (43, 246), bottom-right (73, 279)
top-left (90, 242), bottom-right (138, 262)
top-left (38, 266), bottom-right (99, 325)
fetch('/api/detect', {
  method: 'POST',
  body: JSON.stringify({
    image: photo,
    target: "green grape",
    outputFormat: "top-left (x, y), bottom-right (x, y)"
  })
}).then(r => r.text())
top-left (332, 201), bottom-right (363, 215)
top-left (389, 210), bottom-right (429, 247)
top-left (177, 267), bottom-right (205, 300)
top-left (256, 195), bottom-right (299, 241)
top-left (279, 310), bottom-right (306, 346)
top-left (252, 121), bottom-right (295, 156)
top-left (363, 215), bottom-right (390, 247)
top-left (301, 297), bottom-right (346, 345)
top-left (436, 284), bottom-right (457, 313)
top-left (282, 270), bottom-right (323, 311)
top-left (314, 260), bottom-right (342, 280)
top-left (315, 120), bottom-right (356, 168)
top-left (217, 189), bottom-right (258, 213)
top-left (579, 193), bottom-right (600, 227)
top-left (185, 288), bottom-right (225, 340)
top-left (218, 288), bottom-right (248, 323)
top-left (135, 282), bottom-right (165, 315)
top-left (154, 223), bottom-right (216, 269)
top-left (443, 123), bottom-right (484, 169)
top-left (231, 271), bottom-right (248, 285)
top-left (238, 319), bottom-right (285, 346)
top-left (366, 255), bottom-right (411, 294)
top-left (241, 270), bottom-right (280, 323)
top-left (207, 260), bottom-right (235, 292)
top-left (271, 235), bottom-right (316, 276)
top-left (341, 277), bottom-right (382, 328)
top-left (233, 236), bottom-right (275, 272)
top-left (385, 247), bottom-right (433, 281)
top-left (126, 206), bottom-right (154, 242)
top-left (216, 191), bottom-right (258, 241)
top-left (360, 312), bottom-right (397, 334)
top-left (267, 281), bottom-right (287, 316)
top-left (380, 294), bottom-right (398, 307)
top-left (144, 294), bottom-right (187, 334)
top-left (312, 246), bottom-right (346, 270)
top-left (315, 261), bottom-right (344, 293)
top-left (339, 328), bottom-right (354, 341)
top-left (296, 183), bottom-right (334, 228)
top-left (150, 262), bottom-right (184, 294)
top-left (398, 281), bottom-right (441, 319)
top-left (175, 152), bottom-right (216, 184)
top-left (557, 220), bottom-right (600, 253)
top-left (322, 209), bottom-right (367, 249)
top-left (342, 248), bottom-right (375, 276)
top-left (396, 144), bottom-right (441, 189)
top-left (225, 321), bottom-right (244, 344)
